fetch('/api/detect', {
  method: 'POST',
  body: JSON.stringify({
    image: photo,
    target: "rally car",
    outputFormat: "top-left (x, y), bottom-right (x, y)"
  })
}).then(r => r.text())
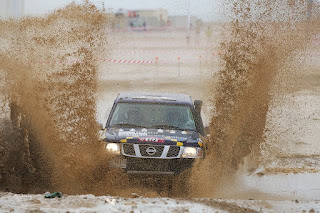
top-left (100, 92), bottom-right (205, 176)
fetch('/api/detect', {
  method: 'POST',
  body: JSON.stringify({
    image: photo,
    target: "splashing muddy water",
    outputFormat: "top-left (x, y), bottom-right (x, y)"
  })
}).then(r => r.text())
top-left (0, 0), bottom-right (319, 197)
top-left (0, 2), bottom-right (118, 194)
top-left (190, 0), bottom-right (320, 197)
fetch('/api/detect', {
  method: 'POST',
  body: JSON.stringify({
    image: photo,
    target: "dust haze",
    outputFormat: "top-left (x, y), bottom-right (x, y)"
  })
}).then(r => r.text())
top-left (0, 0), bottom-right (319, 198)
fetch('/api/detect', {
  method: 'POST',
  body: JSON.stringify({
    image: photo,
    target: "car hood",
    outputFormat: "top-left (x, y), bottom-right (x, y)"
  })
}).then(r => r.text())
top-left (101, 127), bottom-right (202, 147)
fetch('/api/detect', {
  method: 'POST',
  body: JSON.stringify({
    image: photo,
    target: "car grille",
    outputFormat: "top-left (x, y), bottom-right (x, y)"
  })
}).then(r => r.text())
top-left (123, 143), bottom-right (135, 156)
top-left (166, 146), bottom-right (180, 157)
top-left (122, 144), bottom-right (181, 158)
top-left (139, 144), bottom-right (164, 157)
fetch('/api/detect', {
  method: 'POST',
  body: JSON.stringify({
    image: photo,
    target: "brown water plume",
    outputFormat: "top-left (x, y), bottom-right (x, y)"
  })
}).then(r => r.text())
top-left (0, 0), bottom-right (319, 198)
top-left (0, 1), bottom-right (119, 194)
top-left (190, 0), bottom-right (320, 197)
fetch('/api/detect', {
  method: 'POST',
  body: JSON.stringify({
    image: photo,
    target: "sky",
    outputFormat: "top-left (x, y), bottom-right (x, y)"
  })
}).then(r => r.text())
top-left (24, 0), bottom-right (225, 22)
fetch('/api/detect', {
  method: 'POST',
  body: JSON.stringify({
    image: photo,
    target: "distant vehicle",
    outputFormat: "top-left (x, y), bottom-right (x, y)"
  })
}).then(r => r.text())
top-left (100, 92), bottom-right (205, 176)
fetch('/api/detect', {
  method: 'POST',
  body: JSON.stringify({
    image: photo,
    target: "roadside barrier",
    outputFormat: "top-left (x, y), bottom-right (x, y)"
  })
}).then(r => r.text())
top-left (25, 49), bottom-right (320, 67)
top-left (26, 51), bottom-right (224, 65)
top-left (27, 59), bottom-right (157, 65)
top-left (112, 49), bottom-right (212, 54)
top-left (108, 59), bottom-right (157, 64)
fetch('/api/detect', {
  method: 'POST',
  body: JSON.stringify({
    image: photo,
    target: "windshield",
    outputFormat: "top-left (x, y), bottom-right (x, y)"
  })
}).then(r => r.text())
top-left (109, 102), bottom-right (196, 131)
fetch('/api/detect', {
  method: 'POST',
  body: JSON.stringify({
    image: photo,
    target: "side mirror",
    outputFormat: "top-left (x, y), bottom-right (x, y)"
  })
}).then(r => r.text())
top-left (194, 100), bottom-right (203, 114)
top-left (194, 100), bottom-right (205, 136)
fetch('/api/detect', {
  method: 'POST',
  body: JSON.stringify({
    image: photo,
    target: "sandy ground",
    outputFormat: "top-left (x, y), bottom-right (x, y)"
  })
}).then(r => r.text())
top-left (1, 29), bottom-right (320, 212)
top-left (0, 191), bottom-right (319, 212)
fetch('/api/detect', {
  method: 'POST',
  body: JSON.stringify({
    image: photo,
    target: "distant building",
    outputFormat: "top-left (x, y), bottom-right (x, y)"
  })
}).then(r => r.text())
top-left (168, 15), bottom-right (199, 29)
top-left (127, 9), bottom-right (168, 28)
top-left (111, 9), bottom-right (204, 30)
top-left (0, 0), bottom-right (24, 19)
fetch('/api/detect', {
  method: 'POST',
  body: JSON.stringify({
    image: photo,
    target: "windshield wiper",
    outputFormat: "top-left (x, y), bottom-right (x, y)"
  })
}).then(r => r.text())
top-left (111, 123), bottom-right (146, 128)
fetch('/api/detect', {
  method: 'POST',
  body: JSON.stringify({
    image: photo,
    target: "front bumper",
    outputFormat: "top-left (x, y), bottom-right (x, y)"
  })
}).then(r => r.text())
top-left (107, 143), bottom-right (202, 175)
top-left (124, 157), bottom-right (194, 175)
top-left (109, 156), bottom-right (195, 175)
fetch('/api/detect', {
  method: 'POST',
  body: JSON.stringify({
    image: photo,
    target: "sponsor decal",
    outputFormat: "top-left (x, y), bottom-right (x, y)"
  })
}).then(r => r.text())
top-left (139, 137), bottom-right (165, 143)
top-left (118, 131), bottom-right (148, 137)
top-left (157, 129), bottom-right (164, 133)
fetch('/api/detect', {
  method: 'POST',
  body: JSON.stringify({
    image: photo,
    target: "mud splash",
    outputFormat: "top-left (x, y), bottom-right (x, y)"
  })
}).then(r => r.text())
top-left (0, 2), bottom-right (119, 194)
top-left (0, 0), bottom-right (319, 198)
top-left (190, 0), bottom-right (320, 197)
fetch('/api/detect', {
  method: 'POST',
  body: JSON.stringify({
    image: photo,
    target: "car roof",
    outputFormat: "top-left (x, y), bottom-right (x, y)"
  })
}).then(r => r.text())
top-left (115, 92), bottom-right (193, 105)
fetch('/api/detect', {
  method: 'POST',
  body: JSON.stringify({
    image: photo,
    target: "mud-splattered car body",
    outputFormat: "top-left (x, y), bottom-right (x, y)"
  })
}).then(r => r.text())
top-left (100, 92), bottom-right (205, 176)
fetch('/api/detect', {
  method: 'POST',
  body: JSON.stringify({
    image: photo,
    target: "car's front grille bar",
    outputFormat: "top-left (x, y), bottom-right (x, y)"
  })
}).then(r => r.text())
top-left (121, 144), bottom-right (182, 159)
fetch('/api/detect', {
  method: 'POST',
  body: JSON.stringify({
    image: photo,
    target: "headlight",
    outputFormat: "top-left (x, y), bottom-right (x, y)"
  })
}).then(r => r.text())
top-left (106, 143), bottom-right (120, 155)
top-left (182, 147), bottom-right (203, 158)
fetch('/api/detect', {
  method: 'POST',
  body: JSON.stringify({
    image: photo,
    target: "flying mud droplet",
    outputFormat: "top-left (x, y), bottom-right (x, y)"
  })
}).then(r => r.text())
top-left (0, 0), bottom-right (319, 197)
top-left (190, 0), bottom-right (320, 197)
top-left (0, 2), bottom-right (122, 194)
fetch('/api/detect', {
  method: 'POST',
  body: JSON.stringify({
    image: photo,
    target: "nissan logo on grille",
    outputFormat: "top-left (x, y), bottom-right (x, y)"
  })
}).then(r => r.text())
top-left (146, 147), bottom-right (157, 155)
